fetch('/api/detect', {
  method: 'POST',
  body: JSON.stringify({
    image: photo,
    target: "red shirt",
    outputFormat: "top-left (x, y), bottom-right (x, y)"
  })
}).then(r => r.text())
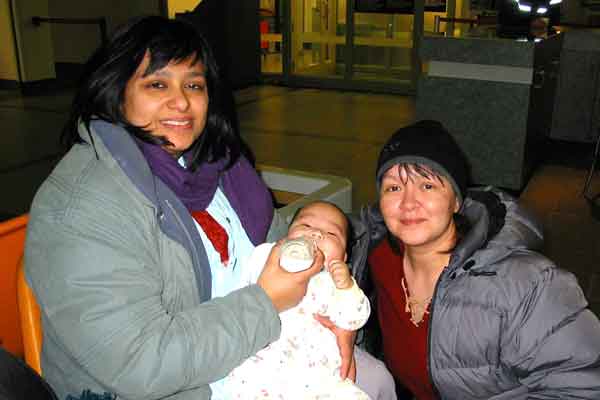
top-left (368, 239), bottom-right (437, 400)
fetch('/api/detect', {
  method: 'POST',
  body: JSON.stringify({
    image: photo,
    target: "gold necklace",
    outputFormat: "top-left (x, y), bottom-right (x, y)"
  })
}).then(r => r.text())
top-left (401, 278), bottom-right (432, 327)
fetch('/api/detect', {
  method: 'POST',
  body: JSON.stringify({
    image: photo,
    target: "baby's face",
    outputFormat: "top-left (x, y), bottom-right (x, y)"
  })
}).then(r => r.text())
top-left (287, 202), bottom-right (347, 265)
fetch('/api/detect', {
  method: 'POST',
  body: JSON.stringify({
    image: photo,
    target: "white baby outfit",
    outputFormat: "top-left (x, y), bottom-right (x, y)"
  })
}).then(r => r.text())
top-left (226, 242), bottom-right (372, 400)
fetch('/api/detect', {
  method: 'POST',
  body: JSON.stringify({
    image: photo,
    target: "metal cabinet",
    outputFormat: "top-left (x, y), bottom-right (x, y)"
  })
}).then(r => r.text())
top-left (528, 34), bottom-right (563, 140)
top-left (546, 31), bottom-right (600, 143)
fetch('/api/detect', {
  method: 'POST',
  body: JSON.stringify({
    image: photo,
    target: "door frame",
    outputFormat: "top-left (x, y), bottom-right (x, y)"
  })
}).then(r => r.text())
top-left (267, 0), bottom-right (426, 95)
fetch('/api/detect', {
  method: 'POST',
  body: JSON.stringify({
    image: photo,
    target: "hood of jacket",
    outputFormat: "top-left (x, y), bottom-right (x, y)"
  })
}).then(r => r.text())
top-left (448, 188), bottom-right (543, 278)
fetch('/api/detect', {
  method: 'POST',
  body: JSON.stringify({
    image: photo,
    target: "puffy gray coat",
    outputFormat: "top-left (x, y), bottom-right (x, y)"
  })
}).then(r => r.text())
top-left (24, 121), bottom-right (282, 400)
top-left (349, 188), bottom-right (600, 399)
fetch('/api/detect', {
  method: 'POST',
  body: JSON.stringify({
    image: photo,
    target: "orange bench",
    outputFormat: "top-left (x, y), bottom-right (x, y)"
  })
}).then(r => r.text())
top-left (18, 258), bottom-right (42, 375)
top-left (0, 214), bottom-right (29, 358)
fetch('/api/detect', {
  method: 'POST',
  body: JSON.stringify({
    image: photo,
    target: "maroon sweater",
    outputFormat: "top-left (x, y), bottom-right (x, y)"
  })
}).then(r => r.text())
top-left (368, 239), bottom-right (437, 400)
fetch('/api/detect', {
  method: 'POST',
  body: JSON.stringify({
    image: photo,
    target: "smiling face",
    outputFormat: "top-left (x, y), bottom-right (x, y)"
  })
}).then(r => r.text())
top-left (379, 164), bottom-right (460, 252)
top-left (122, 53), bottom-right (209, 158)
top-left (288, 202), bottom-right (348, 266)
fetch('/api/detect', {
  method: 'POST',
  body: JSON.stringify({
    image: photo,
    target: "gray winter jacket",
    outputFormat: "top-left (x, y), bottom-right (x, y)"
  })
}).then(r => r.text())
top-left (349, 188), bottom-right (600, 399)
top-left (24, 121), bottom-right (283, 400)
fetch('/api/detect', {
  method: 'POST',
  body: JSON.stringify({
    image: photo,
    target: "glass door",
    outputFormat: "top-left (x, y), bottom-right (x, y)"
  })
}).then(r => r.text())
top-left (273, 0), bottom-right (427, 93)
top-left (351, 12), bottom-right (415, 84)
top-left (290, 0), bottom-right (346, 78)
top-left (260, 0), bottom-right (284, 74)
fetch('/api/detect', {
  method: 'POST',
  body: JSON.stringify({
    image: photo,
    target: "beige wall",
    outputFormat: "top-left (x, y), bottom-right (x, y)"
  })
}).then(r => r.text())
top-left (168, 0), bottom-right (201, 19)
top-left (48, 0), bottom-right (161, 64)
top-left (0, 0), bottom-right (19, 81)
top-left (12, 0), bottom-right (56, 82)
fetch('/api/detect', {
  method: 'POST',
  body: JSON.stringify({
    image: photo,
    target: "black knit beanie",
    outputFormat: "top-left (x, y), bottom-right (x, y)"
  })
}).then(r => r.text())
top-left (376, 120), bottom-right (470, 205)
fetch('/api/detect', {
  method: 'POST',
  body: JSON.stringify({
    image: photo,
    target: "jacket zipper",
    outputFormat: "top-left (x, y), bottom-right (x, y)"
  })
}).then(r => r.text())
top-left (164, 199), bottom-right (206, 298)
top-left (427, 266), bottom-right (446, 399)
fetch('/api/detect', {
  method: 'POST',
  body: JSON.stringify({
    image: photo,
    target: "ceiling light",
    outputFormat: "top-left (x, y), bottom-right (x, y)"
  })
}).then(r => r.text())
top-left (518, 3), bottom-right (532, 12)
top-left (537, 6), bottom-right (548, 13)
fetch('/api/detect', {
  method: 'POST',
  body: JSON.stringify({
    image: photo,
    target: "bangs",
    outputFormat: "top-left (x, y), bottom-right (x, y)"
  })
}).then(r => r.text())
top-left (62, 16), bottom-right (241, 171)
top-left (395, 163), bottom-right (446, 186)
top-left (142, 28), bottom-right (206, 76)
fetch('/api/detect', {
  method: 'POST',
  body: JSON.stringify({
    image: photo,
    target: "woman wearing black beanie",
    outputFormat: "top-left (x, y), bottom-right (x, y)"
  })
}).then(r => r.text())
top-left (349, 120), bottom-right (600, 400)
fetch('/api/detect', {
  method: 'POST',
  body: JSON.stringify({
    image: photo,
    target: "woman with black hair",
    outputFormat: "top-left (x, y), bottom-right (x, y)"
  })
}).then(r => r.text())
top-left (23, 16), bottom-right (393, 400)
top-left (350, 120), bottom-right (600, 399)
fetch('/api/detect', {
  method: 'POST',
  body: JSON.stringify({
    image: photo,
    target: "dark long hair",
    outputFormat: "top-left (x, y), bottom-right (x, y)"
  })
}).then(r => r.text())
top-left (62, 15), bottom-right (241, 170)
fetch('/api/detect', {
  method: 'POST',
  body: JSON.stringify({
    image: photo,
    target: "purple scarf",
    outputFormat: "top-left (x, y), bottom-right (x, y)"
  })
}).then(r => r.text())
top-left (136, 140), bottom-right (273, 245)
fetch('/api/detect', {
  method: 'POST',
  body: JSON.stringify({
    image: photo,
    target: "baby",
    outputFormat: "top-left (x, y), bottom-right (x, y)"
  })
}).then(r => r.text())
top-left (227, 201), bottom-right (371, 399)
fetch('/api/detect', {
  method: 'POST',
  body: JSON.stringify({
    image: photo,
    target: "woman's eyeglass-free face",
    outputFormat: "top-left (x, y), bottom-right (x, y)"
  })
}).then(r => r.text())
top-left (122, 53), bottom-right (209, 158)
top-left (379, 165), bottom-right (460, 250)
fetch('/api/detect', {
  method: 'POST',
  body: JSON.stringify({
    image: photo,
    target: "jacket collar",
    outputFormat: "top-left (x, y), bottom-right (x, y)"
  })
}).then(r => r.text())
top-left (79, 120), bottom-right (159, 208)
top-left (447, 188), bottom-right (544, 277)
top-left (79, 119), bottom-right (213, 301)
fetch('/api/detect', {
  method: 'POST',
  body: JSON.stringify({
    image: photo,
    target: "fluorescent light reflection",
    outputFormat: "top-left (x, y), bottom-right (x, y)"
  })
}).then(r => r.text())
top-left (518, 3), bottom-right (532, 12)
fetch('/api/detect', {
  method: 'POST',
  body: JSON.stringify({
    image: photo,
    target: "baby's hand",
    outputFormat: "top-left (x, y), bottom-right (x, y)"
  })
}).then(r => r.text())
top-left (328, 260), bottom-right (353, 289)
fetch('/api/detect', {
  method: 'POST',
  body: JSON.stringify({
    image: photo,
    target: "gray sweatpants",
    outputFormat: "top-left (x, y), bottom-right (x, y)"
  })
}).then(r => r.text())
top-left (355, 346), bottom-right (398, 400)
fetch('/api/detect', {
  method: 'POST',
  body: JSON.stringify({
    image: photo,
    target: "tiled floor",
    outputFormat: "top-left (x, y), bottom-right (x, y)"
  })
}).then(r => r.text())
top-left (520, 164), bottom-right (600, 314)
top-left (236, 86), bottom-right (415, 207)
top-left (1, 84), bottom-right (599, 315)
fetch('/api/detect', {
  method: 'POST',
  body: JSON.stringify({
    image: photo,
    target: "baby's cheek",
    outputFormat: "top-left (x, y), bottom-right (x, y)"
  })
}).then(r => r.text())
top-left (287, 230), bottom-right (303, 240)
